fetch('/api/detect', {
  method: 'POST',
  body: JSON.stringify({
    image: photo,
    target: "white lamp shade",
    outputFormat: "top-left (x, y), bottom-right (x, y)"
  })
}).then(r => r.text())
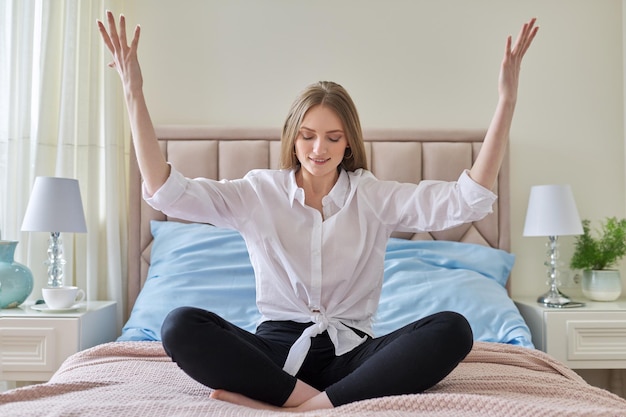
top-left (523, 184), bottom-right (583, 237)
top-left (21, 177), bottom-right (87, 233)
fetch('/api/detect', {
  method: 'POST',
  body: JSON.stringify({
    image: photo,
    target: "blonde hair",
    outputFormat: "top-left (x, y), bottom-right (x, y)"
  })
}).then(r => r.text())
top-left (280, 81), bottom-right (367, 171)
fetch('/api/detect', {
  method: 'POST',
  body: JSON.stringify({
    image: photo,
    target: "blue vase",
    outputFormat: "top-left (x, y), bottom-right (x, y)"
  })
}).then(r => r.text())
top-left (0, 241), bottom-right (34, 308)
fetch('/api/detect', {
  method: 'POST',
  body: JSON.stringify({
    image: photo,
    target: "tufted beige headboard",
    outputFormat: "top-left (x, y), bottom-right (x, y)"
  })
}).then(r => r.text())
top-left (127, 125), bottom-right (510, 316)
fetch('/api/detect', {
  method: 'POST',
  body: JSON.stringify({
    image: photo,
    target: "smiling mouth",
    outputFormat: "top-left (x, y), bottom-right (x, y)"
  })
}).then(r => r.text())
top-left (310, 157), bottom-right (330, 164)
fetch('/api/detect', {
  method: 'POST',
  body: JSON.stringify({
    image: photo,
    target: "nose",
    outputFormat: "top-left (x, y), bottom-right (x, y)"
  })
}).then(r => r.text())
top-left (312, 138), bottom-right (325, 154)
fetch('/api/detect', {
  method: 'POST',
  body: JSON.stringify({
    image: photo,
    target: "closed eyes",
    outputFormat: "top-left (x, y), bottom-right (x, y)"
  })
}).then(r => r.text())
top-left (300, 134), bottom-right (342, 142)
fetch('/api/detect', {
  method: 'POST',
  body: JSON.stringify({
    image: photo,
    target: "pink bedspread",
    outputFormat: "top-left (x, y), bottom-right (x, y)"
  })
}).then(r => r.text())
top-left (1, 341), bottom-right (625, 416)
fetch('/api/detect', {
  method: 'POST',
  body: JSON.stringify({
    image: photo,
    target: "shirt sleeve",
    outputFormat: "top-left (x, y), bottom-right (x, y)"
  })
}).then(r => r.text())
top-left (142, 164), bottom-right (188, 209)
top-left (141, 165), bottom-right (249, 228)
top-left (361, 168), bottom-right (498, 233)
top-left (457, 169), bottom-right (498, 213)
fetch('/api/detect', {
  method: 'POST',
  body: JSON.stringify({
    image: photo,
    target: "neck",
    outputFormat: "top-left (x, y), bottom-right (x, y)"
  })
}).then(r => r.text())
top-left (296, 168), bottom-right (339, 197)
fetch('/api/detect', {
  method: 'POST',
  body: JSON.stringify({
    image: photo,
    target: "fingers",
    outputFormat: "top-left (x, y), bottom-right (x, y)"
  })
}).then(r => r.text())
top-left (522, 24), bottom-right (539, 56)
top-left (511, 18), bottom-right (539, 58)
top-left (119, 14), bottom-right (128, 48)
top-left (498, 18), bottom-right (538, 98)
top-left (130, 24), bottom-right (141, 51)
top-left (504, 35), bottom-right (512, 58)
top-left (96, 19), bottom-right (115, 54)
top-left (106, 10), bottom-right (121, 51)
top-left (103, 11), bottom-right (138, 52)
top-left (97, 11), bottom-right (141, 70)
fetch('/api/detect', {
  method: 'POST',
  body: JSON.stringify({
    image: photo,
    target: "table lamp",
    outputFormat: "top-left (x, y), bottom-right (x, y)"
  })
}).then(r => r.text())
top-left (523, 184), bottom-right (584, 308)
top-left (21, 177), bottom-right (87, 288)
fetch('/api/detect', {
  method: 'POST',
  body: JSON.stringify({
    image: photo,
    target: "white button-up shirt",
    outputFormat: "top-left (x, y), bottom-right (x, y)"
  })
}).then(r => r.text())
top-left (144, 166), bottom-right (496, 375)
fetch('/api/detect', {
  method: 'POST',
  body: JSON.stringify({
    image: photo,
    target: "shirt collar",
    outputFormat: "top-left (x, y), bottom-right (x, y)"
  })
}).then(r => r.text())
top-left (288, 169), bottom-right (303, 207)
top-left (323, 169), bottom-right (350, 212)
top-left (288, 168), bottom-right (350, 211)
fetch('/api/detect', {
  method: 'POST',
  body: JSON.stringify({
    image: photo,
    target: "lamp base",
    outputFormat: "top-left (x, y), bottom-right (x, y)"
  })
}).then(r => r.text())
top-left (537, 289), bottom-right (585, 308)
top-left (534, 236), bottom-right (585, 308)
top-left (45, 232), bottom-right (66, 287)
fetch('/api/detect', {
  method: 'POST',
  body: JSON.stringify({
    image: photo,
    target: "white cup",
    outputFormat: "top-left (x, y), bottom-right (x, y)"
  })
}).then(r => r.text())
top-left (42, 286), bottom-right (85, 309)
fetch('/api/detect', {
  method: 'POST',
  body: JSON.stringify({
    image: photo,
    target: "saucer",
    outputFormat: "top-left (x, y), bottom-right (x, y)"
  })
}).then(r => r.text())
top-left (31, 303), bottom-right (82, 313)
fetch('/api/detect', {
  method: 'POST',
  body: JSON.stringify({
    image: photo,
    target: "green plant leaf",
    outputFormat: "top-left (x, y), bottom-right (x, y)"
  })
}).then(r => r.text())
top-left (570, 217), bottom-right (626, 271)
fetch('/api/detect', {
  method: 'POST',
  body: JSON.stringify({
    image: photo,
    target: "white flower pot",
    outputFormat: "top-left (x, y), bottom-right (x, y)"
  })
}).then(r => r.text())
top-left (582, 270), bottom-right (622, 301)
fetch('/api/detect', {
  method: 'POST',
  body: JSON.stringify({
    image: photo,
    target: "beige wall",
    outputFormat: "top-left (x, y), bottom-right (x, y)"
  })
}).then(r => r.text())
top-left (123, 0), bottom-right (625, 298)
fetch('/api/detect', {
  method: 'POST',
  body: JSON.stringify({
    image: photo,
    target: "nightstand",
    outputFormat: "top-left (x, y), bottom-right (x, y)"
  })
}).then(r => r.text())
top-left (0, 301), bottom-right (117, 382)
top-left (514, 297), bottom-right (626, 369)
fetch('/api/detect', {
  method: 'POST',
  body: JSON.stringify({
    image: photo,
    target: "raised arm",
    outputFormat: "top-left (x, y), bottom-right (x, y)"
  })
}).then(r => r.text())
top-left (97, 11), bottom-right (170, 195)
top-left (469, 18), bottom-right (539, 190)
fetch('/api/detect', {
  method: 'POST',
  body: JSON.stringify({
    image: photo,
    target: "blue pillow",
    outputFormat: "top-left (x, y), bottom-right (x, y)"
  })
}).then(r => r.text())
top-left (374, 238), bottom-right (533, 348)
top-left (119, 221), bottom-right (533, 349)
top-left (119, 221), bottom-right (260, 341)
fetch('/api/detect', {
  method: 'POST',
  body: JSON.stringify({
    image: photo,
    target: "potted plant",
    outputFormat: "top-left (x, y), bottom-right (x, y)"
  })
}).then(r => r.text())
top-left (570, 217), bottom-right (626, 301)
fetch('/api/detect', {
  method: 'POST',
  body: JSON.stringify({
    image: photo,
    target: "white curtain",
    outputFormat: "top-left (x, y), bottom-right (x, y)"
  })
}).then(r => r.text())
top-left (0, 0), bottom-right (128, 330)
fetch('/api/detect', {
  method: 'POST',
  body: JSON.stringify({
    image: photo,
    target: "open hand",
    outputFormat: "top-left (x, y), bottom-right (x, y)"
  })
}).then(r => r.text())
top-left (97, 10), bottom-right (143, 94)
top-left (499, 18), bottom-right (539, 102)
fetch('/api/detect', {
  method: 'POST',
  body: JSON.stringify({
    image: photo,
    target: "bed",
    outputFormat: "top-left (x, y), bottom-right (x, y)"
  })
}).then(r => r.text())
top-left (2, 126), bottom-right (625, 416)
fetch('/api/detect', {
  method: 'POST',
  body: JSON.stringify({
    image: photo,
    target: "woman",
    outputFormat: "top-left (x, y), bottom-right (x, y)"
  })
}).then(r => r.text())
top-left (98, 12), bottom-right (537, 412)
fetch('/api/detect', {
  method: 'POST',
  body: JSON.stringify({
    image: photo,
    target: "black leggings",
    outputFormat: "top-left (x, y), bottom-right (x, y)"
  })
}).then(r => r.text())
top-left (161, 307), bottom-right (472, 407)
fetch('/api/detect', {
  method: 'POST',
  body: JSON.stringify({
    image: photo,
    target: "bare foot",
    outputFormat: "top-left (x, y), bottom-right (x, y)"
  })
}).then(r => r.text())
top-left (210, 389), bottom-right (284, 411)
top-left (209, 389), bottom-right (333, 412)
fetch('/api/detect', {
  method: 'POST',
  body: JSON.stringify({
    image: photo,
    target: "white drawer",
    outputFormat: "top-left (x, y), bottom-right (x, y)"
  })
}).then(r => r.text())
top-left (545, 311), bottom-right (626, 369)
top-left (0, 318), bottom-right (79, 381)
